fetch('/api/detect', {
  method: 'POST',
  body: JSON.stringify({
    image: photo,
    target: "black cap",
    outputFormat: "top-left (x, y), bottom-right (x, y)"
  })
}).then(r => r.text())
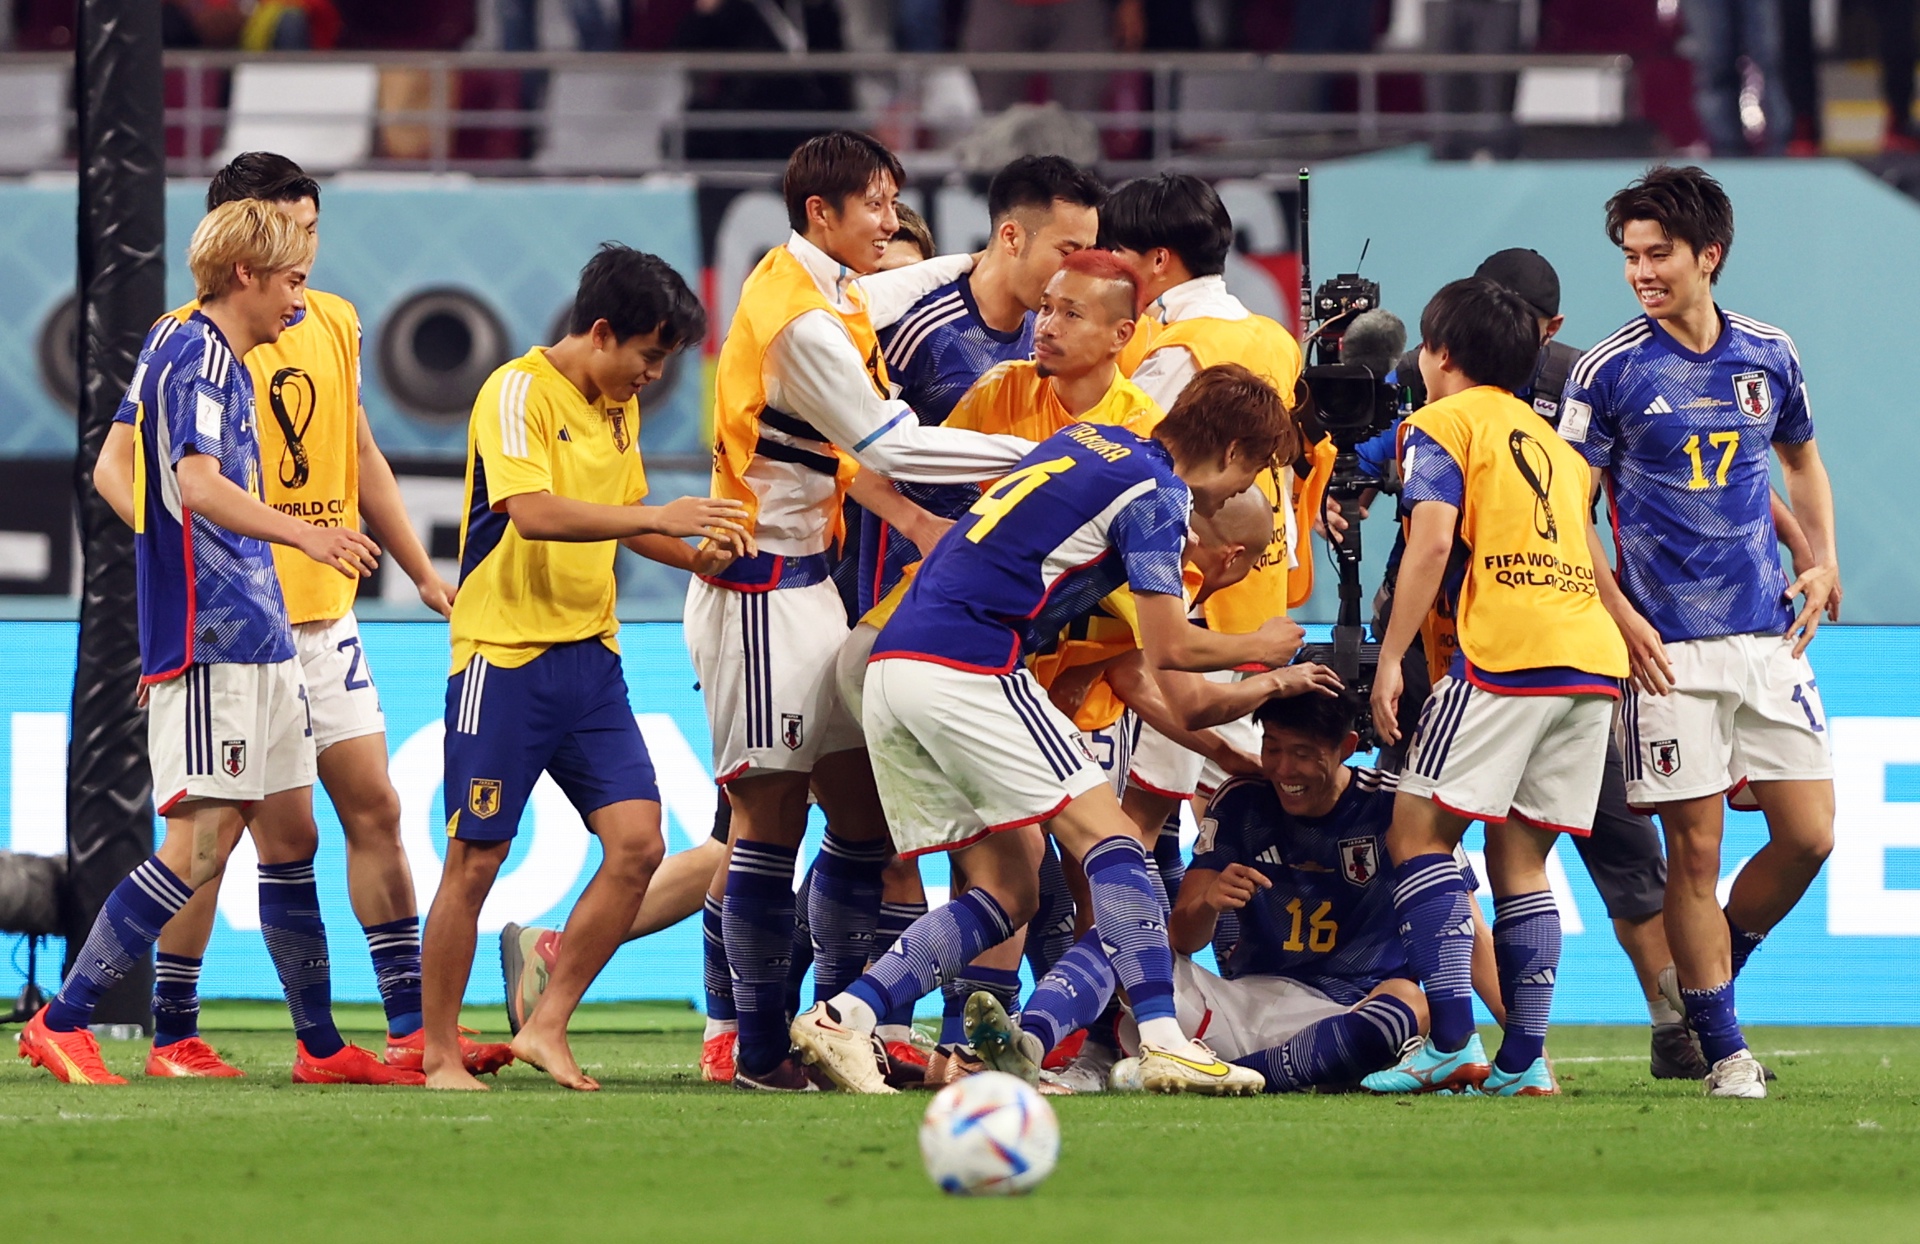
top-left (1473, 248), bottom-right (1560, 320)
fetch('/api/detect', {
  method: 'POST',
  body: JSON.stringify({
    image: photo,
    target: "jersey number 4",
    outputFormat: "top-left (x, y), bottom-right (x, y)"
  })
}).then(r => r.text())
top-left (1681, 431), bottom-right (1739, 490)
top-left (965, 456), bottom-right (1076, 543)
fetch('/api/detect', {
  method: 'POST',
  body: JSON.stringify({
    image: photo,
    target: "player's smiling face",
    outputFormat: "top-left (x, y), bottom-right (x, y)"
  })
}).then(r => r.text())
top-left (814, 173), bottom-right (901, 277)
top-left (1619, 219), bottom-right (1718, 323)
top-left (245, 262), bottom-right (309, 344)
top-left (590, 324), bottom-right (675, 404)
top-left (1261, 724), bottom-right (1354, 818)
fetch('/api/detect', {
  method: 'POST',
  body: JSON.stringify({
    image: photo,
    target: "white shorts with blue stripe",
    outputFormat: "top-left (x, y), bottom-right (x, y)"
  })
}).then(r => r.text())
top-left (147, 657), bottom-right (317, 815)
top-left (863, 656), bottom-right (1107, 857)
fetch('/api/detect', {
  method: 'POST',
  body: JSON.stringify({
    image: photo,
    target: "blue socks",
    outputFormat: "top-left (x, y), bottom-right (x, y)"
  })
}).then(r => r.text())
top-left (1025, 845), bottom-right (1077, 980)
top-left (364, 916), bottom-right (422, 1037)
top-left (808, 831), bottom-right (890, 1003)
top-left (1021, 931), bottom-right (1115, 1055)
top-left (846, 890), bottom-right (1014, 1022)
top-left (939, 963), bottom-right (1021, 1044)
top-left (1234, 994), bottom-right (1418, 1092)
top-left (1727, 910), bottom-right (1765, 980)
top-left (1682, 980), bottom-right (1746, 1064)
top-left (1491, 891), bottom-right (1560, 1073)
top-left (876, 900), bottom-right (925, 1030)
top-left (722, 839), bottom-right (799, 1075)
top-left (257, 858), bottom-right (344, 1059)
top-left (152, 952), bottom-right (203, 1046)
top-left (1390, 853), bottom-right (1477, 1052)
top-left (48, 857), bottom-right (193, 1032)
top-left (1084, 835), bottom-right (1176, 1024)
top-left (701, 894), bottom-right (736, 1025)
top-left (785, 861), bottom-right (815, 1022)
top-left (1152, 813), bottom-right (1186, 906)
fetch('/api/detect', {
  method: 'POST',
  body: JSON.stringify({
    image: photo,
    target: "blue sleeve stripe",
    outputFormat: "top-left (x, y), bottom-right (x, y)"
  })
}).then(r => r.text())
top-left (852, 408), bottom-right (914, 452)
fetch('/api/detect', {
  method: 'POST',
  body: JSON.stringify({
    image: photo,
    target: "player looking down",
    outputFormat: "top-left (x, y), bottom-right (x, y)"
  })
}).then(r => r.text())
top-left (1364, 277), bottom-right (1630, 1098)
top-left (790, 361), bottom-right (1304, 1096)
top-left (422, 245), bottom-right (749, 1092)
top-left (25, 201), bottom-right (414, 1086)
top-left (1566, 166), bottom-right (1840, 1100)
top-left (968, 692), bottom-right (1424, 1095)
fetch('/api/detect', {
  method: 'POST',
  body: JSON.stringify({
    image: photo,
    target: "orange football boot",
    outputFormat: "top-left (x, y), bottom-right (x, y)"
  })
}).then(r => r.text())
top-left (699, 1030), bottom-right (737, 1084)
top-left (293, 1041), bottom-right (426, 1085)
top-left (18, 1008), bottom-right (126, 1085)
top-left (147, 1036), bottom-right (245, 1078)
top-left (384, 1025), bottom-right (514, 1075)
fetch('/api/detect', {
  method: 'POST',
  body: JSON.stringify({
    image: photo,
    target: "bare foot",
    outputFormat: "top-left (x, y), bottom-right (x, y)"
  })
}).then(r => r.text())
top-left (510, 1024), bottom-right (599, 1092)
top-left (425, 1064), bottom-right (492, 1092)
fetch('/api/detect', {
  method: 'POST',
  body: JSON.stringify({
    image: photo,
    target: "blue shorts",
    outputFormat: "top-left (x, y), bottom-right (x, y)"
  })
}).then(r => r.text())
top-left (444, 639), bottom-right (659, 842)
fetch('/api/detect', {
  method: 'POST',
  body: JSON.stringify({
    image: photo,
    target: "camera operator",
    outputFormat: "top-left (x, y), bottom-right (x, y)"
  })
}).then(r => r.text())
top-left (1329, 248), bottom-right (1709, 1081)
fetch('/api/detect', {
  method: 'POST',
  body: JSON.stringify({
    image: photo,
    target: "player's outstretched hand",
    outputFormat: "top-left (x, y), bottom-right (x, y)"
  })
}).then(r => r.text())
top-left (1371, 656), bottom-right (1404, 747)
top-left (1616, 607), bottom-right (1673, 695)
top-left (1266, 662), bottom-right (1342, 700)
top-left (687, 538), bottom-right (740, 577)
top-left (1249, 617), bottom-right (1307, 669)
top-left (299, 525), bottom-right (381, 578)
top-left (1203, 863), bottom-right (1272, 913)
top-left (1785, 561), bottom-right (1841, 656)
top-left (651, 496), bottom-right (756, 556)
top-left (416, 572), bottom-right (456, 618)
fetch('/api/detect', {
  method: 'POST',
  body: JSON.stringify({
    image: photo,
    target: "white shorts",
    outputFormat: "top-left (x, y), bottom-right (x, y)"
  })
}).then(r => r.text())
top-left (863, 656), bottom-right (1106, 857)
top-left (292, 612), bottom-right (385, 752)
top-left (835, 621), bottom-right (880, 731)
top-left (1619, 632), bottom-right (1833, 807)
top-left (1397, 676), bottom-right (1613, 835)
top-left (1117, 957), bottom-right (1349, 1061)
top-left (1079, 710), bottom-right (1139, 801)
top-left (147, 659), bottom-right (317, 814)
top-left (1197, 713), bottom-right (1261, 798)
top-left (1128, 669), bottom-right (1248, 801)
top-left (685, 577), bottom-right (862, 782)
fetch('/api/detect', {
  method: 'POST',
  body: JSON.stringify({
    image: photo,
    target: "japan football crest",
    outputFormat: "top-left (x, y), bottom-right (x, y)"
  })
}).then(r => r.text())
top-left (221, 739), bottom-right (247, 777)
top-left (468, 777), bottom-right (502, 818)
top-left (609, 408), bottom-right (632, 453)
top-left (781, 713), bottom-right (805, 751)
top-left (1649, 738), bottom-right (1682, 778)
top-left (1339, 836), bottom-right (1379, 886)
top-left (1732, 371), bottom-right (1773, 419)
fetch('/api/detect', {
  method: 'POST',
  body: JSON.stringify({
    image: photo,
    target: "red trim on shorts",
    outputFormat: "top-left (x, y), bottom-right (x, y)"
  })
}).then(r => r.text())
top-left (896, 796), bottom-right (1072, 860)
top-left (1126, 771), bottom-right (1193, 801)
top-left (1430, 793), bottom-right (1504, 824)
top-left (1463, 666), bottom-right (1621, 699)
top-left (1726, 777), bottom-right (1759, 812)
top-left (156, 787), bottom-right (190, 815)
top-left (1508, 807), bottom-right (1592, 839)
top-left (1194, 1007), bottom-right (1213, 1042)
top-left (713, 761), bottom-right (752, 786)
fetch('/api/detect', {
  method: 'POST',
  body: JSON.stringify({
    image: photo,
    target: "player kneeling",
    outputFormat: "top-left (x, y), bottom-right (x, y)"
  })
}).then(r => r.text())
top-left (790, 363), bottom-right (1301, 1095)
top-left (967, 693), bottom-right (1427, 1095)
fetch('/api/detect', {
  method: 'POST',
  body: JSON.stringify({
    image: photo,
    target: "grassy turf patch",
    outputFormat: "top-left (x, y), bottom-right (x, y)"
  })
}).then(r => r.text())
top-left (0, 1023), bottom-right (1914, 1243)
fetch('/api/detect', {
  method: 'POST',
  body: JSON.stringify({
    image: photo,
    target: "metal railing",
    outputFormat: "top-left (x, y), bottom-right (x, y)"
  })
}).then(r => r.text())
top-left (16, 48), bottom-right (1636, 178)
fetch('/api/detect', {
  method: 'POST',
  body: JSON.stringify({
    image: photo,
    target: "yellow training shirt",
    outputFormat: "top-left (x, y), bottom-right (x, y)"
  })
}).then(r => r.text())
top-left (448, 347), bottom-right (648, 673)
top-left (1403, 385), bottom-right (1627, 683)
top-left (166, 289), bottom-right (363, 624)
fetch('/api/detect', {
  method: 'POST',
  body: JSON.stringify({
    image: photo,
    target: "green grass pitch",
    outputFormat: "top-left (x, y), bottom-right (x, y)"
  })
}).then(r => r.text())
top-left (1, 1005), bottom-right (1915, 1243)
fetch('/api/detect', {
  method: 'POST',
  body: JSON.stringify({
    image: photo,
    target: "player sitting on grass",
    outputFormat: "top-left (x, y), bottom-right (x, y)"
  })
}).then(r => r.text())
top-left (421, 245), bottom-right (752, 1092)
top-left (1361, 277), bottom-right (1631, 1097)
top-left (790, 362), bottom-right (1302, 1096)
top-left (968, 692), bottom-right (1424, 1094)
top-left (23, 200), bottom-right (414, 1086)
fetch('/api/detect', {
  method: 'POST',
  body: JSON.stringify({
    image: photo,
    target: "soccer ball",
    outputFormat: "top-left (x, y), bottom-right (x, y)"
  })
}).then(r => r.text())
top-left (918, 1070), bottom-right (1060, 1196)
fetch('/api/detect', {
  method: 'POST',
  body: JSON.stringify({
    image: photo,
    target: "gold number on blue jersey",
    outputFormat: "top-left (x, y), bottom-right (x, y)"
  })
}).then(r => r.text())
top-left (1283, 898), bottom-right (1338, 953)
top-left (965, 455), bottom-right (1077, 544)
top-left (1681, 431), bottom-right (1739, 490)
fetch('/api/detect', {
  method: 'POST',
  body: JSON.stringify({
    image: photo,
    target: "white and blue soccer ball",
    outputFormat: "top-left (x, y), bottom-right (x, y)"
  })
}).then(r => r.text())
top-left (918, 1070), bottom-right (1060, 1196)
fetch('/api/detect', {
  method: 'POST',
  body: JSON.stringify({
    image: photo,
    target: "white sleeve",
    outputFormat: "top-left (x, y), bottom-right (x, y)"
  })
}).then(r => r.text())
top-left (855, 253), bottom-right (976, 329)
top-left (768, 310), bottom-right (1034, 483)
top-left (1130, 345), bottom-right (1200, 412)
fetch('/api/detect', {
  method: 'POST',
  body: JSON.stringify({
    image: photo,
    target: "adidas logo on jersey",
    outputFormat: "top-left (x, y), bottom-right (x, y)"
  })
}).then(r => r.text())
top-left (1256, 847), bottom-right (1285, 867)
top-left (1643, 395), bottom-right (1675, 415)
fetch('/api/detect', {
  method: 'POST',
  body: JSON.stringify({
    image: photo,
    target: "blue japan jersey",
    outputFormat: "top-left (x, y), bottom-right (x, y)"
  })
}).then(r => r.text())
top-left (857, 277), bottom-right (1035, 612)
top-left (124, 313), bottom-right (293, 680)
top-left (872, 422), bottom-right (1189, 673)
top-left (1560, 311), bottom-right (1813, 643)
top-left (1193, 768), bottom-right (1409, 1005)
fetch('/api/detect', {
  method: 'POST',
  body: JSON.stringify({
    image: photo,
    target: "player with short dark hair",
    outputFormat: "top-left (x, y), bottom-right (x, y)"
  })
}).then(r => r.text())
top-left (26, 201), bottom-right (414, 1087)
top-left (1363, 276), bottom-right (1630, 1098)
top-left (1097, 171), bottom-right (1234, 280)
top-left (421, 243), bottom-right (750, 1092)
top-left (95, 152), bottom-right (488, 1078)
top-left (790, 366), bottom-right (1302, 1097)
top-left (968, 691), bottom-right (1427, 1095)
top-left (1565, 165), bottom-right (1840, 1100)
